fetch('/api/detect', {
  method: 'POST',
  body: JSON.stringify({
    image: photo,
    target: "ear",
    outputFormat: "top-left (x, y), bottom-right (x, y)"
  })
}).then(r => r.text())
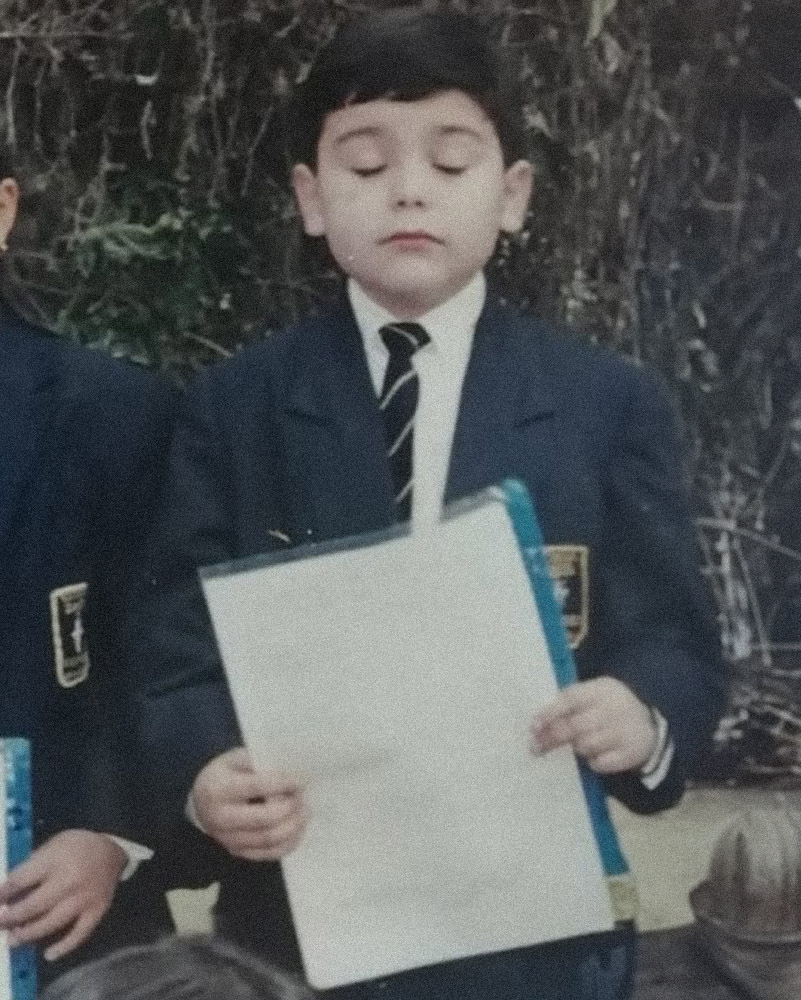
top-left (0, 177), bottom-right (19, 250)
top-left (499, 160), bottom-right (533, 235)
top-left (291, 164), bottom-right (326, 237)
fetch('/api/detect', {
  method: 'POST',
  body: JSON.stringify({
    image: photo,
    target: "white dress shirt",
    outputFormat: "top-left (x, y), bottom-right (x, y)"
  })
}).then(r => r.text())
top-left (348, 275), bottom-right (672, 788)
top-left (107, 835), bottom-right (153, 880)
top-left (349, 274), bottom-right (484, 528)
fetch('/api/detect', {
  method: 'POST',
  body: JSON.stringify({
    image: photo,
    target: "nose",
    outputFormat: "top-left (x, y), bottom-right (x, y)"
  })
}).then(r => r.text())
top-left (390, 157), bottom-right (431, 208)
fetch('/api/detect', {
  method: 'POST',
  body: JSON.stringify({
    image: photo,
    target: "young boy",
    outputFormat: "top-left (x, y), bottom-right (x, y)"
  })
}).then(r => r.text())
top-left (0, 160), bottom-right (176, 986)
top-left (130, 9), bottom-right (725, 999)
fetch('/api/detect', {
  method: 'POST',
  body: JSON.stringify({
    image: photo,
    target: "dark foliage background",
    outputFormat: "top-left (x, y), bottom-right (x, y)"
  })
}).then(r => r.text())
top-left (1, 0), bottom-right (800, 782)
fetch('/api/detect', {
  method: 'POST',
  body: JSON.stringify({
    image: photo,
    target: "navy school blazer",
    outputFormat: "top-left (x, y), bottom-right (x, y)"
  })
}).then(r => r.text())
top-left (0, 306), bottom-right (176, 847)
top-left (131, 294), bottom-right (725, 834)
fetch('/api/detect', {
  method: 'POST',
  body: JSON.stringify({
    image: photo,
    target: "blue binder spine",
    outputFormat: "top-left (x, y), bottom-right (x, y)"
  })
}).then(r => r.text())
top-left (3, 739), bottom-right (36, 1000)
top-left (499, 479), bottom-right (637, 921)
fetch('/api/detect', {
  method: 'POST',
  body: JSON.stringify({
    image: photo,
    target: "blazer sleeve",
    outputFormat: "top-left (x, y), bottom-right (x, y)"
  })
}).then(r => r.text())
top-left (594, 365), bottom-right (726, 813)
top-left (67, 360), bottom-right (178, 842)
top-left (124, 371), bottom-right (243, 831)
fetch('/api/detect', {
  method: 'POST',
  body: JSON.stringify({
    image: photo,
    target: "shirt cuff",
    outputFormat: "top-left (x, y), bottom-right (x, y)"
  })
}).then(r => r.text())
top-left (185, 792), bottom-right (207, 834)
top-left (639, 707), bottom-right (675, 790)
top-left (104, 836), bottom-right (154, 882)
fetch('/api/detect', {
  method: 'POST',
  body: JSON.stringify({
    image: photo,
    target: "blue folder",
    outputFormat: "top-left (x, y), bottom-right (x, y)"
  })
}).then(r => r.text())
top-left (494, 479), bottom-right (635, 920)
top-left (2, 739), bottom-right (36, 1000)
top-left (201, 478), bottom-right (636, 925)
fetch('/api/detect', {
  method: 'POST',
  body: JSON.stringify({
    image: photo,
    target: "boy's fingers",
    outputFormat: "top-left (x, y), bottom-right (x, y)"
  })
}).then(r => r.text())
top-left (218, 749), bottom-right (303, 794)
top-left (251, 770), bottom-right (304, 799)
top-left (221, 794), bottom-right (303, 833)
top-left (226, 810), bottom-right (306, 860)
top-left (223, 770), bottom-right (277, 802)
top-left (216, 770), bottom-right (302, 806)
top-left (44, 910), bottom-right (103, 962)
top-left (533, 708), bottom-right (599, 752)
top-left (532, 683), bottom-right (597, 729)
top-left (226, 819), bottom-right (305, 853)
top-left (7, 896), bottom-right (78, 947)
top-left (573, 728), bottom-right (618, 761)
top-left (236, 835), bottom-right (306, 862)
top-left (0, 879), bottom-right (63, 928)
top-left (231, 817), bottom-right (308, 861)
top-left (0, 855), bottom-right (49, 903)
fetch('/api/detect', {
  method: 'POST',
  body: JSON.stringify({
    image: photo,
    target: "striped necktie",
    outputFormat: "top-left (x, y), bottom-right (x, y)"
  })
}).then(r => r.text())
top-left (378, 322), bottom-right (431, 521)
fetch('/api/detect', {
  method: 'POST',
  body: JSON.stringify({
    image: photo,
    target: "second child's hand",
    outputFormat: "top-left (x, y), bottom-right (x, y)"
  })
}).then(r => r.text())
top-left (191, 747), bottom-right (307, 861)
top-left (0, 830), bottom-right (126, 961)
top-left (530, 677), bottom-right (658, 774)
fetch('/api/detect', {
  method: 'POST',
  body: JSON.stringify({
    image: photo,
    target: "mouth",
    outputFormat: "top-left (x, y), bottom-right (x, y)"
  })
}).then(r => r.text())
top-left (381, 231), bottom-right (444, 248)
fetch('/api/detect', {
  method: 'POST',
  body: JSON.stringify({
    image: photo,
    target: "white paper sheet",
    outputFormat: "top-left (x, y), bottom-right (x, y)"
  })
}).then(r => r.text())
top-left (202, 499), bottom-right (614, 989)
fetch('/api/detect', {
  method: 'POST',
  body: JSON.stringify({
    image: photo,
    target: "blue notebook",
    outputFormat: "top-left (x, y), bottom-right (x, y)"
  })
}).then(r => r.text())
top-left (201, 477), bottom-right (637, 983)
top-left (1, 739), bottom-right (36, 1000)
top-left (493, 479), bottom-right (634, 919)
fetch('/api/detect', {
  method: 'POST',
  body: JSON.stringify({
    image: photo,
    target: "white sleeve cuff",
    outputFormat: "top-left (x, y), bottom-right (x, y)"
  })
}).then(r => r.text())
top-left (104, 835), bottom-right (154, 881)
top-left (185, 791), bottom-right (208, 834)
top-left (639, 707), bottom-right (675, 790)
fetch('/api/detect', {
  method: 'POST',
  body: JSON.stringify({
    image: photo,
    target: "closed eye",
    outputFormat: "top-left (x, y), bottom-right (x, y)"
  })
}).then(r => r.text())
top-left (352, 165), bottom-right (386, 177)
top-left (434, 164), bottom-right (468, 176)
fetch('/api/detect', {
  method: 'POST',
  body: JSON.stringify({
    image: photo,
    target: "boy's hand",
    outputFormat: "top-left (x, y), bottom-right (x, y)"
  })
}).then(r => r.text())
top-left (191, 747), bottom-right (307, 861)
top-left (530, 678), bottom-right (658, 774)
top-left (0, 829), bottom-right (126, 961)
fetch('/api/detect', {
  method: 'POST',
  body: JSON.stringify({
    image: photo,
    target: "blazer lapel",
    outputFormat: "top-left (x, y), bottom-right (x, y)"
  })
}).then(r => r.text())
top-left (283, 302), bottom-right (396, 540)
top-left (446, 300), bottom-right (557, 504)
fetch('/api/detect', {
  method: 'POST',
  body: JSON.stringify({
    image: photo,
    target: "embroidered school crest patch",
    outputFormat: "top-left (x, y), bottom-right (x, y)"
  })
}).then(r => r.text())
top-left (545, 545), bottom-right (589, 649)
top-left (50, 583), bottom-right (90, 687)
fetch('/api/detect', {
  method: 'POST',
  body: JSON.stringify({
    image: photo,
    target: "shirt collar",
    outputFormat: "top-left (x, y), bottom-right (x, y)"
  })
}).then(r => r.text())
top-left (348, 274), bottom-right (486, 361)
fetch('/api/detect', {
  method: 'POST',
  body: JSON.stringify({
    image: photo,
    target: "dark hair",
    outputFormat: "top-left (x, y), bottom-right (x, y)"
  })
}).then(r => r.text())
top-left (290, 8), bottom-right (526, 168)
top-left (40, 934), bottom-right (312, 1000)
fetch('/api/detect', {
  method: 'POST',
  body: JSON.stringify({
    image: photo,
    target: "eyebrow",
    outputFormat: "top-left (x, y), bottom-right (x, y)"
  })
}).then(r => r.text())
top-left (334, 126), bottom-right (382, 145)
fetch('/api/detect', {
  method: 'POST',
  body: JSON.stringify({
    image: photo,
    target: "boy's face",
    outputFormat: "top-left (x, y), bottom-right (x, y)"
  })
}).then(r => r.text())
top-left (292, 90), bottom-right (532, 318)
